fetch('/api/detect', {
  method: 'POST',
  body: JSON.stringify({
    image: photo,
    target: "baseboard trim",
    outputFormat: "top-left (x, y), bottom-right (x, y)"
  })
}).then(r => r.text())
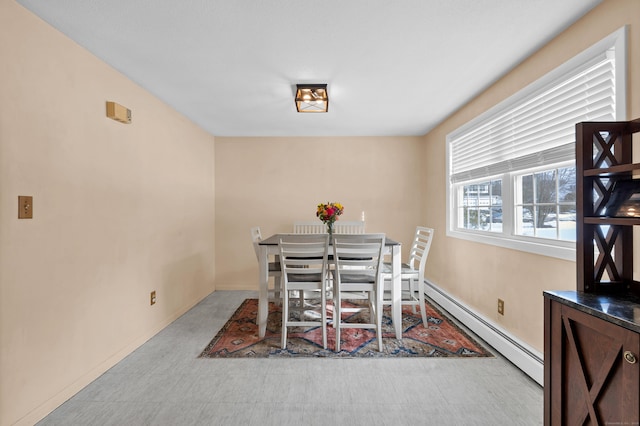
top-left (425, 280), bottom-right (544, 386)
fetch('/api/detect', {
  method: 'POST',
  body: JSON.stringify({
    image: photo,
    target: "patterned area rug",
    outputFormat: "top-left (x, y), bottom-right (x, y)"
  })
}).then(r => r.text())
top-left (199, 299), bottom-right (493, 358)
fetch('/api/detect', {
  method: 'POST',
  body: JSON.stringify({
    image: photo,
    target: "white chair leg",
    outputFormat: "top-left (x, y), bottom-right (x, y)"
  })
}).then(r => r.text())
top-left (274, 276), bottom-right (282, 305)
top-left (376, 289), bottom-right (383, 352)
top-left (410, 277), bottom-right (418, 315)
top-left (321, 293), bottom-right (327, 349)
top-left (369, 292), bottom-right (376, 325)
top-left (418, 279), bottom-right (428, 327)
top-left (281, 290), bottom-right (288, 349)
top-left (335, 295), bottom-right (341, 352)
top-left (331, 287), bottom-right (337, 329)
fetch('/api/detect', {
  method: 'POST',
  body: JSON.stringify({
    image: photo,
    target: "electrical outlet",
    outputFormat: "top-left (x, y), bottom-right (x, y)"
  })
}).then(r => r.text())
top-left (498, 299), bottom-right (504, 315)
top-left (150, 291), bottom-right (156, 306)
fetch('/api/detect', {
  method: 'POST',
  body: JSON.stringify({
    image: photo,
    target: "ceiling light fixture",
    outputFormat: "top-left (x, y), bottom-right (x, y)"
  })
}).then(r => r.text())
top-left (295, 84), bottom-right (328, 113)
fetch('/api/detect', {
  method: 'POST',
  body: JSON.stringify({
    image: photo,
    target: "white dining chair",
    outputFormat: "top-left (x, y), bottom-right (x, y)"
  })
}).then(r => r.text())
top-left (293, 220), bottom-right (365, 234)
top-left (332, 233), bottom-right (386, 352)
top-left (278, 234), bottom-right (330, 349)
top-left (382, 226), bottom-right (434, 327)
top-left (293, 221), bottom-right (326, 234)
top-left (251, 226), bottom-right (282, 303)
top-left (333, 220), bottom-right (365, 234)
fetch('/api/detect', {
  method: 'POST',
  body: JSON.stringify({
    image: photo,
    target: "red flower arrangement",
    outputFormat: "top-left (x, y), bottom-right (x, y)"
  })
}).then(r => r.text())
top-left (316, 202), bottom-right (344, 234)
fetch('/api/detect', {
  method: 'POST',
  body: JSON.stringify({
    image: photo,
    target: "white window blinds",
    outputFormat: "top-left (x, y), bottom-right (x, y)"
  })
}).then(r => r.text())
top-left (449, 49), bottom-right (615, 183)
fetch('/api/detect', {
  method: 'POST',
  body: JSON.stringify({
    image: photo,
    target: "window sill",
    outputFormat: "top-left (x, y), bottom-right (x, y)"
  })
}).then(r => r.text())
top-left (446, 229), bottom-right (576, 261)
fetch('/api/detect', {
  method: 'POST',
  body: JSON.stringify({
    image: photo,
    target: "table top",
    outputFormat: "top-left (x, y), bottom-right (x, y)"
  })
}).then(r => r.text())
top-left (259, 233), bottom-right (400, 246)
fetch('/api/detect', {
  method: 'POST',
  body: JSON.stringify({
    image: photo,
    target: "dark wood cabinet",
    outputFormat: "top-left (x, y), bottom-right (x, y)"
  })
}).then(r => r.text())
top-left (544, 293), bottom-right (640, 425)
top-left (545, 117), bottom-right (640, 425)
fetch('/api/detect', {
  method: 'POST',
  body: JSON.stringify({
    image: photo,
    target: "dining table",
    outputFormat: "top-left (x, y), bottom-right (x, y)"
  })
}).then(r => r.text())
top-left (257, 233), bottom-right (403, 339)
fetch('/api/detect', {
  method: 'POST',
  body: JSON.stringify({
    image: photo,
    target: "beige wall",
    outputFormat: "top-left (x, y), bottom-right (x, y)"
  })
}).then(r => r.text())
top-left (422, 0), bottom-right (640, 353)
top-left (0, 2), bottom-right (216, 425)
top-left (4, 0), bottom-right (639, 424)
top-left (214, 136), bottom-right (426, 289)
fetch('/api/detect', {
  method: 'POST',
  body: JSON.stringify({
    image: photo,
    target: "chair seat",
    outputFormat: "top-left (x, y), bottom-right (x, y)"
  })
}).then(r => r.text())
top-left (287, 272), bottom-right (323, 282)
top-left (339, 273), bottom-right (376, 283)
top-left (382, 261), bottom-right (416, 275)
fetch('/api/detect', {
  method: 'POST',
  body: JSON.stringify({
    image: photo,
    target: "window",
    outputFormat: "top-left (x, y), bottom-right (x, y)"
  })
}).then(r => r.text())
top-left (447, 28), bottom-right (626, 261)
top-left (514, 165), bottom-right (576, 240)
top-left (459, 179), bottom-right (502, 232)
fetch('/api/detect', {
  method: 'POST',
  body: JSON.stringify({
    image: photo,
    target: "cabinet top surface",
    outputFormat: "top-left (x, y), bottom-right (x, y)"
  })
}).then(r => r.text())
top-left (545, 290), bottom-right (640, 333)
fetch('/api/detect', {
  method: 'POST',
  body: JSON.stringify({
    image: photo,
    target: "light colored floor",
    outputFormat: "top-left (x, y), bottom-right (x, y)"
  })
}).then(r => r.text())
top-left (37, 290), bottom-right (543, 426)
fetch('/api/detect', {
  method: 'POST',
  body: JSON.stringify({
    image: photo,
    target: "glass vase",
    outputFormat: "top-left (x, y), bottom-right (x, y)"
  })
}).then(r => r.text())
top-left (326, 222), bottom-right (333, 243)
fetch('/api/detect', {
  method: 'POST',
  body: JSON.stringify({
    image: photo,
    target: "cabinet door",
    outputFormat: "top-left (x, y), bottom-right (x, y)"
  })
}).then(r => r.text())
top-left (547, 301), bottom-right (639, 425)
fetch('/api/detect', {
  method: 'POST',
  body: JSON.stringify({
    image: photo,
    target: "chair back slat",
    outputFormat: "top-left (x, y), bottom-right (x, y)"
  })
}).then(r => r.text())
top-left (250, 226), bottom-right (263, 260)
top-left (333, 233), bottom-right (385, 281)
top-left (333, 221), bottom-right (366, 234)
top-left (407, 226), bottom-right (434, 271)
top-left (293, 221), bottom-right (326, 234)
top-left (293, 220), bottom-right (365, 234)
top-left (279, 234), bottom-right (330, 282)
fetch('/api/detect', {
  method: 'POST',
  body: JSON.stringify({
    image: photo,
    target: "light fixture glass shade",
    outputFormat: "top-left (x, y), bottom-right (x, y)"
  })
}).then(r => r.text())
top-left (295, 84), bottom-right (328, 113)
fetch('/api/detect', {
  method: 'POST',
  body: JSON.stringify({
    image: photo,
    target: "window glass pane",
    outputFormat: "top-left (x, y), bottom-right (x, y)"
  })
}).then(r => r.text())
top-left (558, 205), bottom-right (576, 241)
top-left (487, 179), bottom-right (502, 233)
top-left (491, 180), bottom-right (502, 198)
top-left (514, 166), bottom-right (576, 241)
top-left (489, 206), bottom-right (503, 232)
top-left (535, 205), bottom-right (558, 239)
top-left (516, 206), bottom-right (534, 236)
top-left (558, 167), bottom-right (576, 202)
top-left (479, 209), bottom-right (490, 230)
top-left (535, 170), bottom-right (557, 203)
top-left (522, 175), bottom-right (534, 204)
top-left (537, 205), bottom-right (557, 229)
top-left (466, 208), bottom-right (479, 229)
top-left (463, 185), bottom-right (477, 206)
top-left (459, 180), bottom-right (502, 232)
top-left (533, 207), bottom-right (551, 239)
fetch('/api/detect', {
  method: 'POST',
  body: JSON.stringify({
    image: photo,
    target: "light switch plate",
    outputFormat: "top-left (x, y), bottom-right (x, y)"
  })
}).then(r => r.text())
top-left (18, 196), bottom-right (33, 219)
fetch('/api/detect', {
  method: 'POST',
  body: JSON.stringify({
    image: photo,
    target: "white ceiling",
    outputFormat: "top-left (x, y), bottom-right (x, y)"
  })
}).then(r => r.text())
top-left (17, 0), bottom-right (601, 137)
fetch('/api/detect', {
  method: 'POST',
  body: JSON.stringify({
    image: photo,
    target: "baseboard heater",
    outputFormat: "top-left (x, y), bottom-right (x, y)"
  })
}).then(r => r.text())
top-left (425, 280), bottom-right (543, 386)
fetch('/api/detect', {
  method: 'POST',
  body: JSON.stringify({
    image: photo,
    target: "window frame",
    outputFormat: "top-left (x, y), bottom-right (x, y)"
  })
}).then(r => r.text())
top-left (456, 177), bottom-right (503, 233)
top-left (446, 27), bottom-right (627, 261)
top-left (512, 163), bottom-right (577, 241)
